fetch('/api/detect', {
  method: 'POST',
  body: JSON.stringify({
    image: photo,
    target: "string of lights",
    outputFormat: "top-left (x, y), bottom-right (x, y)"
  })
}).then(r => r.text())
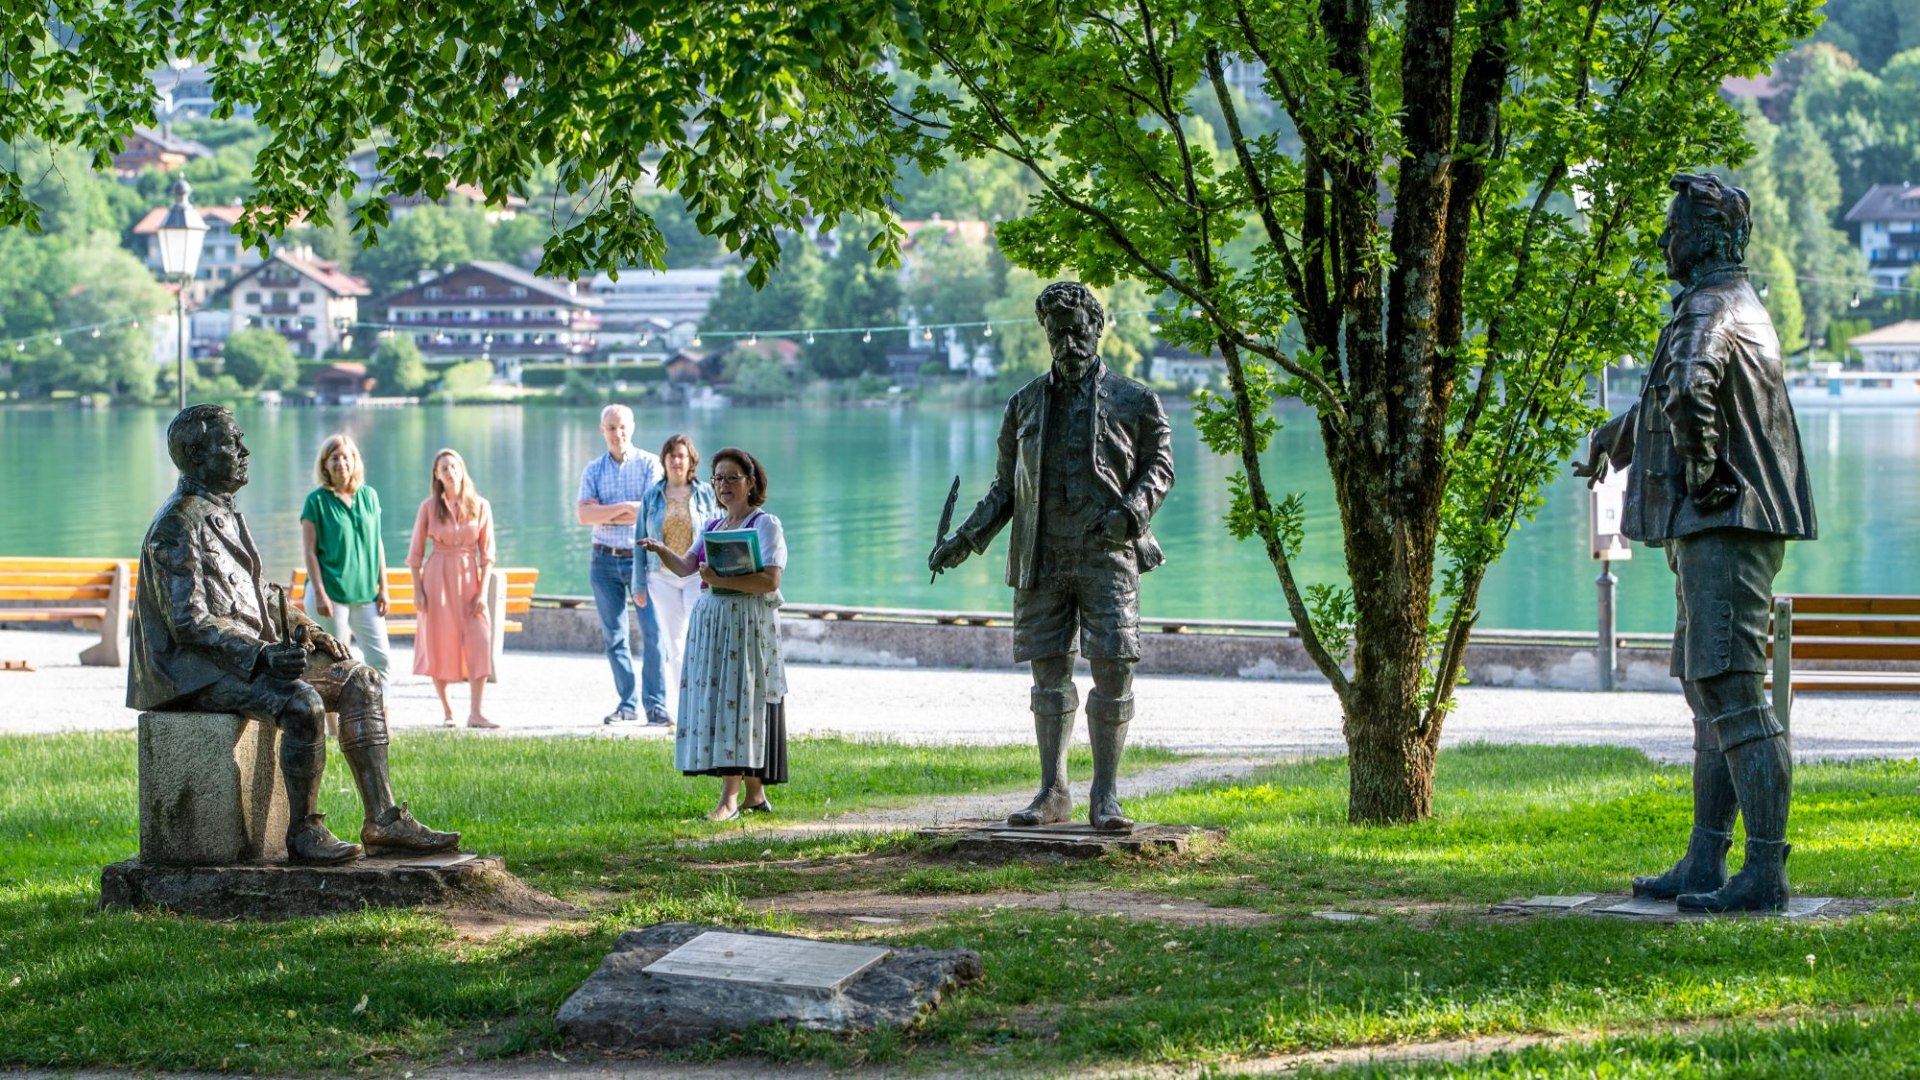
top-left (5, 271), bottom-right (1918, 356)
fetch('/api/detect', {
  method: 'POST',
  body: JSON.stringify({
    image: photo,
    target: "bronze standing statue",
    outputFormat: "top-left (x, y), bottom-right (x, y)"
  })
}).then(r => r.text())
top-left (1577, 174), bottom-right (1816, 913)
top-left (930, 283), bottom-right (1175, 831)
top-left (129, 404), bottom-right (460, 864)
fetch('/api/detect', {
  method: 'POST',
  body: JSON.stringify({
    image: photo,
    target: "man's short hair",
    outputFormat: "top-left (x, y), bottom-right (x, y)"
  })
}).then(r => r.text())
top-left (1669, 173), bottom-right (1752, 263)
top-left (167, 404), bottom-right (233, 472)
top-left (1035, 281), bottom-right (1106, 336)
top-left (600, 403), bottom-right (633, 426)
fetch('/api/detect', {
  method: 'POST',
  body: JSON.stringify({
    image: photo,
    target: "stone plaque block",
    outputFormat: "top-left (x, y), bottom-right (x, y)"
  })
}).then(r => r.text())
top-left (138, 710), bottom-right (288, 866)
top-left (1514, 895), bottom-right (1599, 910)
top-left (643, 931), bottom-right (890, 997)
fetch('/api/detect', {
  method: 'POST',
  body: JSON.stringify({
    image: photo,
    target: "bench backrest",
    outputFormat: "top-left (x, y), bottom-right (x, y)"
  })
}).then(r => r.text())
top-left (1772, 593), bottom-right (1920, 663)
top-left (288, 567), bottom-right (538, 620)
top-left (0, 557), bottom-right (137, 602)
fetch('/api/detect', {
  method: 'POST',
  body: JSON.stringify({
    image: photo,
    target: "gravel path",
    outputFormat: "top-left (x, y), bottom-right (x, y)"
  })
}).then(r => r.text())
top-left (10, 627), bottom-right (1920, 764)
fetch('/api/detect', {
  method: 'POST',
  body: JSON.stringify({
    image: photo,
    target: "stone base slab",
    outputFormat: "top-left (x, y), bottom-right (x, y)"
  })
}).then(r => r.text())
top-left (556, 922), bottom-right (982, 1049)
top-left (1492, 892), bottom-right (1889, 922)
top-left (99, 853), bottom-right (576, 920)
top-left (915, 822), bottom-right (1223, 860)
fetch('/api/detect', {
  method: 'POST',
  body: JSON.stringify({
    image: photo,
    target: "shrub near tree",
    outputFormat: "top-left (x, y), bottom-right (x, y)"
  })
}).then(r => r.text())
top-left (367, 334), bottom-right (430, 395)
top-left (219, 328), bottom-right (298, 391)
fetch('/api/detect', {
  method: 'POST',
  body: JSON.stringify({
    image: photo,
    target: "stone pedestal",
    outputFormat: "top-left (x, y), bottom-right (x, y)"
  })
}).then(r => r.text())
top-left (99, 853), bottom-right (576, 919)
top-left (138, 710), bottom-right (288, 866)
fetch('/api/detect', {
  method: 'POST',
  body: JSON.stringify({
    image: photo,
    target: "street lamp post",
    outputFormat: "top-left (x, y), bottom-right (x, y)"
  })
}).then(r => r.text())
top-left (154, 178), bottom-right (207, 410)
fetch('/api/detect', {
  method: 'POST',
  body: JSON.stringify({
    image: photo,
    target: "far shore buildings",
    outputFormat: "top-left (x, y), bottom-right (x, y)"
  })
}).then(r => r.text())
top-left (1848, 320), bottom-right (1920, 372)
top-left (377, 261), bottom-right (602, 375)
top-left (111, 127), bottom-right (211, 178)
top-left (222, 248), bottom-right (370, 360)
top-left (130, 203), bottom-right (291, 304)
top-left (1845, 183), bottom-right (1920, 293)
top-left (588, 268), bottom-right (723, 361)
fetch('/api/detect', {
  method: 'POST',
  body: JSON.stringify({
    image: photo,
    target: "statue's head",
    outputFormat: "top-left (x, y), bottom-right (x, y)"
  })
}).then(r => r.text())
top-left (167, 404), bottom-right (249, 495)
top-left (1662, 173), bottom-right (1751, 286)
top-left (1035, 281), bottom-right (1105, 380)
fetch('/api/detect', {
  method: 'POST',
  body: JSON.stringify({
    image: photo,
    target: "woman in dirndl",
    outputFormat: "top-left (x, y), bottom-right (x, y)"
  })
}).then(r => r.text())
top-left (638, 446), bottom-right (787, 821)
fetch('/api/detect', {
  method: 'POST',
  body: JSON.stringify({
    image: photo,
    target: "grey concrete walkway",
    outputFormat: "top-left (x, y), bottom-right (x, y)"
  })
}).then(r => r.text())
top-left (8, 628), bottom-right (1920, 763)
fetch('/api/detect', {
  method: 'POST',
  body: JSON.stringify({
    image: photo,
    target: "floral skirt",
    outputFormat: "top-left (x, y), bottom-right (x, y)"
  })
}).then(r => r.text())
top-left (675, 590), bottom-right (788, 781)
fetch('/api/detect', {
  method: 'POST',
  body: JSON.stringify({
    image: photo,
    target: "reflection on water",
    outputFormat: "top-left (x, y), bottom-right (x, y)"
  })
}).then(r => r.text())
top-left (0, 402), bottom-right (1910, 632)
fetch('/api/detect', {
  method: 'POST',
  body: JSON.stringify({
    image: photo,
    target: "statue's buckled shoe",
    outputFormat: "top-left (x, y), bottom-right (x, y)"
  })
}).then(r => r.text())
top-left (1632, 826), bottom-right (1732, 900)
top-left (1006, 785), bottom-right (1071, 827)
top-left (288, 813), bottom-right (362, 865)
top-left (360, 801), bottom-right (461, 856)
top-left (1679, 841), bottom-right (1791, 914)
top-left (1090, 797), bottom-right (1134, 833)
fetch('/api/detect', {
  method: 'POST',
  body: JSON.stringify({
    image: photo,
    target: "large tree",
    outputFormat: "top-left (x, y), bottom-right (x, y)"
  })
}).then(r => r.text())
top-left (5, 0), bottom-right (1815, 822)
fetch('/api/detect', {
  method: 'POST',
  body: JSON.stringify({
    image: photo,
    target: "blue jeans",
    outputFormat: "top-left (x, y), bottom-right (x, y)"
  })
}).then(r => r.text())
top-left (589, 548), bottom-right (666, 714)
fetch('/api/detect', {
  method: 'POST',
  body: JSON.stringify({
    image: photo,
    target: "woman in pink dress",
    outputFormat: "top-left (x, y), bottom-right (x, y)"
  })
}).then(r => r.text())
top-left (407, 449), bottom-right (498, 729)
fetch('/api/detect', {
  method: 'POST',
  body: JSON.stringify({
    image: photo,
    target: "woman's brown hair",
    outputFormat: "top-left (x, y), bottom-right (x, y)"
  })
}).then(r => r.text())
top-left (660, 433), bottom-right (701, 477)
top-left (710, 447), bottom-right (768, 508)
top-left (429, 448), bottom-right (483, 523)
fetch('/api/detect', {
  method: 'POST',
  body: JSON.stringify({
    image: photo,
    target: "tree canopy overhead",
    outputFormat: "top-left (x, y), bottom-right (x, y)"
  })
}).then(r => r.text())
top-left (7, 0), bottom-right (1819, 822)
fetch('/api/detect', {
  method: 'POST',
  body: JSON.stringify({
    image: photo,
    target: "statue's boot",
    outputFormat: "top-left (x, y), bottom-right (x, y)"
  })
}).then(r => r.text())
top-left (1632, 730), bottom-right (1737, 899)
top-left (1681, 715), bottom-right (1792, 913)
top-left (361, 801), bottom-right (461, 856)
top-left (1086, 691), bottom-right (1134, 832)
top-left (333, 671), bottom-right (460, 855)
top-left (1007, 686), bottom-right (1076, 827)
top-left (289, 813), bottom-right (362, 864)
top-left (280, 734), bottom-right (361, 864)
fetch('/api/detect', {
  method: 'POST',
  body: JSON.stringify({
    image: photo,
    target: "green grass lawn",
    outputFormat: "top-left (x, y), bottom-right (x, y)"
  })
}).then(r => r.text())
top-left (2, 733), bottom-right (1917, 1076)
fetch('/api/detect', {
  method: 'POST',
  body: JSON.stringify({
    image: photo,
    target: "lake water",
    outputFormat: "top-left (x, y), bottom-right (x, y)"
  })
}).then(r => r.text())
top-left (0, 402), bottom-right (1910, 632)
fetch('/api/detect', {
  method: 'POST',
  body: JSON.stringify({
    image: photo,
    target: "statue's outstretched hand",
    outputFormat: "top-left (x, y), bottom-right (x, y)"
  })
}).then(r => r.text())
top-left (1570, 441), bottom-right (1611, 487)
top-left (929, 534), bottom-right (971, 574)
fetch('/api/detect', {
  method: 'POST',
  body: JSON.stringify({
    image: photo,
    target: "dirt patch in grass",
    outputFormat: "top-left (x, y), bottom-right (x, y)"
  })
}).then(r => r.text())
top-left (441, 907), bottom-right (591, 941)
top-left (748, 886), bottom-right (1279, 928)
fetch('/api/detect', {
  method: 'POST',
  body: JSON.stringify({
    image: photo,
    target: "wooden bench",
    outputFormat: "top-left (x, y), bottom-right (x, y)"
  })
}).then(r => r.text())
top-left (0, 556), bottom-right (136, 666)
top-left (289, 567), bottom-right (538, 684)
top-left (1768, 593), bottom-right (1920, 727)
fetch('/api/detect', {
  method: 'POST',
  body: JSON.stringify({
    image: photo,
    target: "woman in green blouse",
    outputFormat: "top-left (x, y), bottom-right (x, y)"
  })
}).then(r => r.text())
top-left (300, 433), bottom-right (392, 675)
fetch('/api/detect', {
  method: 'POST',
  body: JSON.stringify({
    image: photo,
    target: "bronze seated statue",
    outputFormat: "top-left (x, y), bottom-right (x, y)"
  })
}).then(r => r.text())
top-left (129, 404), bottom-right (458, 864)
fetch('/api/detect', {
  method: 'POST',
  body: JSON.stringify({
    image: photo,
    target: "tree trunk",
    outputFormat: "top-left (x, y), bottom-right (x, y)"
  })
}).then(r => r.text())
top-left (1335, 438), bottom-right (1446, 823)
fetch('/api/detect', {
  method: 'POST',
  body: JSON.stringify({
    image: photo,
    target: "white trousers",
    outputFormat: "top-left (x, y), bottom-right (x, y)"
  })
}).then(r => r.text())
top-left (647, 567), bottom-right (705, 720)
top-left (324, 600), bottom-right (393, 677)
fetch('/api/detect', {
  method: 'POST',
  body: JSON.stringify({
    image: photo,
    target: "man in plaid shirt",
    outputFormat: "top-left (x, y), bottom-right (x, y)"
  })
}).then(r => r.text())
top-left (576, 404), bottom-right (667, 725)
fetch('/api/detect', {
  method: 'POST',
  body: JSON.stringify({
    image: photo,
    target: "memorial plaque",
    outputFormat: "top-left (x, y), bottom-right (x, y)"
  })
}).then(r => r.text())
top-left (1596, 896), bottom-right (1677, 918)
top-left (1514, 895), bottom-right (1598, 910)
top-left (643, 931), bottom-right (891, 997)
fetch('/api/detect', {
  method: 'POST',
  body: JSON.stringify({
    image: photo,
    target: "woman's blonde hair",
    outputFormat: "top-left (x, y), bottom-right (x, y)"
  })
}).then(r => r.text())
top-left (314, 433), bottom-right (366, 495)
top-left (429, 448), bottom-right (483, 523)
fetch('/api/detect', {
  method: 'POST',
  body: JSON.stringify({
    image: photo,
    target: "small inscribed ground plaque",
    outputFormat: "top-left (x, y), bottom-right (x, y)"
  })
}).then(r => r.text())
top-left (643, 931), bottom-right (891, 996)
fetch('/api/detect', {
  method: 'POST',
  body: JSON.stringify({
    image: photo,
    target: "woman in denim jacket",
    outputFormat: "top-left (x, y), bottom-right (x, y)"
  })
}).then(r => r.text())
top-left (632, 433), bottom-right (718, 724)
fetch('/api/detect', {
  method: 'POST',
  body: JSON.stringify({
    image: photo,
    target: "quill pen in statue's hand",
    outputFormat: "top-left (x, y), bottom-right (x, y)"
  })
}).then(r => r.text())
top-left (930, 474), bottom-right (961, 585)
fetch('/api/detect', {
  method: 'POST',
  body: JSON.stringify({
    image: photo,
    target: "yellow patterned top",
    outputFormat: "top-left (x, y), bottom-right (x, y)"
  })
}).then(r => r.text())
top-left (661, 490), bottom-right (694, 556)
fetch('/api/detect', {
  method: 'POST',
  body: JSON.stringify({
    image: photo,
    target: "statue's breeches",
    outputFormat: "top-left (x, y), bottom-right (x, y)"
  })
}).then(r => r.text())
top-left (1013, 544), bottom-right (1140, 663)
top-left (178, 652), bottom-right (388, 749)
top-left (1665, 528), bottom-right (1785, 682)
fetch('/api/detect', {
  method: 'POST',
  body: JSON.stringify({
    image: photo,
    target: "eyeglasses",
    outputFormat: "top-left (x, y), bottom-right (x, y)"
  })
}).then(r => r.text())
top-left (711, 473), bottom-right (748, 485)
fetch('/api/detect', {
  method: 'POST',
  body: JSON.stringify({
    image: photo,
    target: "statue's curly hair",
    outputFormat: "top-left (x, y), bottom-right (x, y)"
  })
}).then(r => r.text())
top-left (166, 404), bottom-right (235, 472)
top-left (1034, 281), bottom-right (1106, 336)
top-left (1668, 173), bottom-right (1752, 264)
